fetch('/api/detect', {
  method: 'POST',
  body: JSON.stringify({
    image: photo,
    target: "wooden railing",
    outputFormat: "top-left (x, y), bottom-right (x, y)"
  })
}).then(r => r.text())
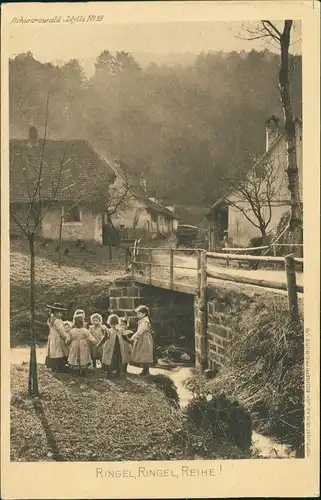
top-left (127, 247), bottom-right (200, 294)
top-left (128, 247), bottom-right (303, 321)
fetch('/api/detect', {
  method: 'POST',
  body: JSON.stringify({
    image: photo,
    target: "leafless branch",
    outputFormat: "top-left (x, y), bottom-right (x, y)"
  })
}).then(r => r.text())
top-left (262, 20), bottom-right (282, 41)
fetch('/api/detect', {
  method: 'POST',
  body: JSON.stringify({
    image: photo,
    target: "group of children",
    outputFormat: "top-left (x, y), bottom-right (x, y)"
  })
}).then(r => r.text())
top-left (45, 302), bottom-right (155, 377)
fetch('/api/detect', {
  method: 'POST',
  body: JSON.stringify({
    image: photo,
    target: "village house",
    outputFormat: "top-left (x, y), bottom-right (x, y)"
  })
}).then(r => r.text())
top-left (206, 116), bottom-right (303, 250)
top-left (107, 159), bottom-right (179, 241)
top-left (10, 127), bottom-right (178, 244)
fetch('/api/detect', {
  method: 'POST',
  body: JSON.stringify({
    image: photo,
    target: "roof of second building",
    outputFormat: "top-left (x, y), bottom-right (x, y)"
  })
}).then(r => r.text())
top-left (107, 158), bottom-right (178, 219)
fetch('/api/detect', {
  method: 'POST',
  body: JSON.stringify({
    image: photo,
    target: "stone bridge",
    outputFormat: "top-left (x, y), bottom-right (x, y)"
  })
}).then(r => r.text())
top-left (108, 276), bottom-right (283, 373)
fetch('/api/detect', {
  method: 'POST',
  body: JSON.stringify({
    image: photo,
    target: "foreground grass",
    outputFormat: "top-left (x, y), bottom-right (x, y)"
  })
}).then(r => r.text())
top-left (11, 365), bottom-right (182, 462)
top-left (11, 365), bottom-right (250, 462)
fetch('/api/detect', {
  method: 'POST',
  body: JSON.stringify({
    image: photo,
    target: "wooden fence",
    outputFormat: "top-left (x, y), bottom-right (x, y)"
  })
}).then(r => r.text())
top-left (128, 247), bottom-right (303, 321)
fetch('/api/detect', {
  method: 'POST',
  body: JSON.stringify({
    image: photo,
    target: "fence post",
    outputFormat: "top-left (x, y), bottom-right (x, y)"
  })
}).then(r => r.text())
top-left (169, 248), bottom-right (174, 289)
top-left (148, 249), bottom-right (152, 284)
top-left (195, 250), bottom-right (208, 373)
top-left (125, 247), bottom-right (129, 269)
top-left (131, 255), bottom-right (135, 280)
top-left (285, 254), bottom-right (299, 321)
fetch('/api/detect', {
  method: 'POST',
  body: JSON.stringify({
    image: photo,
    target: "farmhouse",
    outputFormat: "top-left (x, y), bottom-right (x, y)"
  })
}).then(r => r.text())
top-left (107, 158), bottom-right (179, 241)
top-left (206, 116), bottom-right (303, 250)
top-left (10, 127), bottom-right (178, 244)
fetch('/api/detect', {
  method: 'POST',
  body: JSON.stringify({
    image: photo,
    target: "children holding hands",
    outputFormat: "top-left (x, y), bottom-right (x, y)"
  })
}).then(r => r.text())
top-left (45, 304), bottom-right (154, 377)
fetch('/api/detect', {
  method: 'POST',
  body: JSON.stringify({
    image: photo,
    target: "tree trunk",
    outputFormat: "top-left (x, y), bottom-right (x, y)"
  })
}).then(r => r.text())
top-left (260, 228), bottom-right (268, 247)
top-left (58, 210), bottom-right (63, 264)
top-left (279, 20), bottom-right (303, 253)
top-left (28, 235), bottom-right (39, 396)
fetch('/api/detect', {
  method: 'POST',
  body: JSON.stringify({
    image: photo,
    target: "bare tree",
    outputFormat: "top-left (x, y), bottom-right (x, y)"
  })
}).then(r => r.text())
top-left (10, 97), bottom-right (64, 396)
top-left (221, 156), bottom-right (284, 245)
top-left (54, 159), bottom-right (132, 262)
top-left (81, 164), bottom-right (132, 260)
top-left (240, 20), bottom-right (303, 251)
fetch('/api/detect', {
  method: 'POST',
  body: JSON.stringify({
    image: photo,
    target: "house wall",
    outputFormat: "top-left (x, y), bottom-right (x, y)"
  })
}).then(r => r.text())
top-left (228, 123), bottom-right (303, 246)
top-left (111, 192), bottom-right (175, 238)
top-left (42, 206), bottom-right (102, 242)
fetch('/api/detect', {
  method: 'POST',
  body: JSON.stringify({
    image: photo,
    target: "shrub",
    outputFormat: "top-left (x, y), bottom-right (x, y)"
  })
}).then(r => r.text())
top-left (184, 393), bottom-right (252, 450)
top-left (147, 374), bottom-right (180, 408)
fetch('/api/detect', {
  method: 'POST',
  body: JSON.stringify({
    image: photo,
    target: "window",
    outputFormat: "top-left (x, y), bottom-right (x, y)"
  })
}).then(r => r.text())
top-left (151, 213), bottom-right (157, 223)
top-left (63, 206), bottom-right (82, 223)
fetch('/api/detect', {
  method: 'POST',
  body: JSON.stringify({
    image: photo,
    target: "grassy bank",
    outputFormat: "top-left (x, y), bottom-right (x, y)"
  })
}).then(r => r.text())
top-left (10, 239), bottom-right (126, 346)
top-left (186, 297), bottom-right (304, 456)
top-left (11, 365), bottom-right (250, 461)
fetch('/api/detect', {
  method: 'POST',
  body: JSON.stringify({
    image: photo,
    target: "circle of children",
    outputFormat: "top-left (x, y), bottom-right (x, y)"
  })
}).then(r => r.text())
top-left (45, 302), bottom-right (155, 377)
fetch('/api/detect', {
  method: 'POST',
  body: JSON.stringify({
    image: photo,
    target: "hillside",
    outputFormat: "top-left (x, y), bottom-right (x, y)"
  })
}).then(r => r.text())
top-left (10, 48), bottom-right (302, 209)
top-left (10, 239), bottom-right (126, 346)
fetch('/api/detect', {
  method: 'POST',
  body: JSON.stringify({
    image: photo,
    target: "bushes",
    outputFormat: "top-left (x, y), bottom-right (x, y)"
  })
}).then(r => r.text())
top-left (146, 374), bottom-right (180, 408)
top-left (184, 393), bottom-right (252, 450)
top-left (188, 297), bottom-right (304, 455)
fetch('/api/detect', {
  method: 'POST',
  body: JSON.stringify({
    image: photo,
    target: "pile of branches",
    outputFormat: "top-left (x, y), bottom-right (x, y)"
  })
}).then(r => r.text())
top-left (156, 344), bottom-right (195, 363)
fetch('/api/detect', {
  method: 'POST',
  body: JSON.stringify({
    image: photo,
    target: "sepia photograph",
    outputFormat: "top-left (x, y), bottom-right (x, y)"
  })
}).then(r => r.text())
top-left (1, 1), bottom-right (320, 499)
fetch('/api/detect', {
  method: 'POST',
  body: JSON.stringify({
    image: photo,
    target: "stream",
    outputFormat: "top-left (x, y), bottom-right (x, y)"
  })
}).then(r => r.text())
top-left (10, 347), bottom-right (295, 459)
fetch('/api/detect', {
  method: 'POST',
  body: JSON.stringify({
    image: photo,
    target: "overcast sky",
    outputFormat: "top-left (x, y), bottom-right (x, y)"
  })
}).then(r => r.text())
top-left (9, 21), bottom-right (301, 75)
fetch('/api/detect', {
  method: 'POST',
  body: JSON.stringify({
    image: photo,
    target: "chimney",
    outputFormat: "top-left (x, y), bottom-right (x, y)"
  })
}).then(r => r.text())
top-left (265, 115), bottom-right (280, 151)
top-left (28, 126), bottom-right (38, 147)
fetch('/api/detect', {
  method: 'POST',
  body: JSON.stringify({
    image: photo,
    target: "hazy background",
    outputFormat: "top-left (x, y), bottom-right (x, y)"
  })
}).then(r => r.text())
top-left (9, 20), bottom-right (302, 220)
top-left (9, 21), bottom-right (302, 75)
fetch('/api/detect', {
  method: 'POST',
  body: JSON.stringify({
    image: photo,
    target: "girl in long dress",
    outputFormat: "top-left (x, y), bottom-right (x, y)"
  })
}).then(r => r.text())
top-left (96, 314), bottom-right (127, 377)
top-left (130, 305), bottom-right (154, 376)
top-left (88, 313), bottom-right (108, 368)
top-left (67, 316), bottom-right (96, 375)
top-left (45, 302), bottom-right (69, 372)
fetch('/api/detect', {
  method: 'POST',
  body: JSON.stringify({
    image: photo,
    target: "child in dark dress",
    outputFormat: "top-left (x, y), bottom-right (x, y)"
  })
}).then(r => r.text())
top-left (97, 314), bottom-right (126, 377)
top-left (118, 317), bottom-right (136, 373)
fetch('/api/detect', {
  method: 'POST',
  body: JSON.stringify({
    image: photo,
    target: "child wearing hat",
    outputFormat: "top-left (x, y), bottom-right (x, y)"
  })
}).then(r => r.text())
top-left (96, 314), bottom-right (127, 377)
top-left (88, 313), bottom-right (108, 369)
top-left (45, 302), bottom-right (69, 372)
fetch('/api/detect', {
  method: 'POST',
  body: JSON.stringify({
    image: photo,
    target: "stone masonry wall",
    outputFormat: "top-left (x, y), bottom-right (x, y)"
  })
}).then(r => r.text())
top-left (109, 279), bottom-right (149, 318)
top-left (206, 282), bottom-right (287, 371)
top-left (109, 278), bottom-right (195, 347)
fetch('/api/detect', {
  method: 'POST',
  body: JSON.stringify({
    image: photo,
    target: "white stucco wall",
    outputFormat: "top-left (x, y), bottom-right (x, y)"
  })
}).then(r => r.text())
top-left (228, 122), bottom-right (302, 246)
top-left (42, 206), bottom-right (102, 242)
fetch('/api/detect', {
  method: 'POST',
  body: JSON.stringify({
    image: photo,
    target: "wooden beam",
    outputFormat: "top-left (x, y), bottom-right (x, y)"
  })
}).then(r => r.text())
top-left (134, 276), bottom-right (197, 295)
top-left (207, 251), bottom-right (303, 264)
top-left (207, 270), bottom-right (303, 293)
top-left (221, 245), bottom-right (270, 253)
